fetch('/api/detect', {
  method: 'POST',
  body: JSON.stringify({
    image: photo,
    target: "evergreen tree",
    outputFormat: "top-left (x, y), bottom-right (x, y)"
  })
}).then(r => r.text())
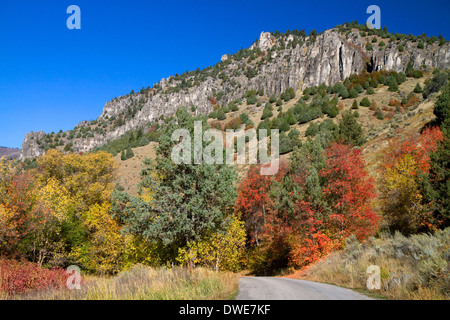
top-left (338, 110), bottom-right (365, 146)
top-left (112, 107), bottom-right (238, 252)
top-left (360, 97), bottom-right (371, 107)
top-left (388, 78), bottom-right (399, 92)
top-left (414, 82), bottom-right (423, 93)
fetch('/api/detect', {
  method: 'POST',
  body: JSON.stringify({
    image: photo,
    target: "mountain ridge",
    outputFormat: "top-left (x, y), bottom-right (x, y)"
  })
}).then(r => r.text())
top-left (19, 23), bottom-right (450, 160)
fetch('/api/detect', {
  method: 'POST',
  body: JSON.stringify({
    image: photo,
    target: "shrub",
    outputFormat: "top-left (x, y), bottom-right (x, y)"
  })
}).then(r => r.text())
top-left (247, 95), bottom-right (257, 105)
top-left (352, 100), bottom-right (359, 110)
top-left (375, 107), bottom-right (384, 120)
top-left (340, 88), bottom-right (349, 99)
top-left (389, 99), bottom-right (401, 107)
top-left (388, 78), bottom-right (399, 92)
top-left (326, 105), bottom-right (340, 118)
top-left (360, 97), bottom-right (371, 107)
top-left (414, 83), bottom-right (423, 93)
top-left (276, 98), bottom-right (283, 106)
top-left (305, 122), bottom-right (319, 137)
top-left (125, 147), bottom-right (134, 159)
top-left (240, 113), bottom-right (250, 125)
top-left (0, 259), bottom-right (68, 297)
top-left (139, 137), bottom-right (150, 146)
top-left (261, 107), bottom-right (273, 120)
top-left (349, 88), bottom-right (358, 99)
top-left (423, 72), bottom-right (448, 99)
top-left (412, 70), bottom-right (423, 78)
top-left (264, 102), bottom-right (273, 111)
top-left (217, 109), bottom-right (226, 121)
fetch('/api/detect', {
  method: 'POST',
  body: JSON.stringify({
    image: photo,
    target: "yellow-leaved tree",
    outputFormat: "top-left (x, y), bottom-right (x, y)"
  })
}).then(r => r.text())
top-left (379, 154), bottom-right (422, 234)
top-left (177, 215), bottom-right (246, 272)
top-left (74, 203), bottom-right (124, 275)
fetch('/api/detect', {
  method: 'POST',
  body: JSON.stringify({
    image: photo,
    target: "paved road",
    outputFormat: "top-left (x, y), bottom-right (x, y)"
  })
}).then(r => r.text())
top-left (237, 277), bottom-right (373, 300)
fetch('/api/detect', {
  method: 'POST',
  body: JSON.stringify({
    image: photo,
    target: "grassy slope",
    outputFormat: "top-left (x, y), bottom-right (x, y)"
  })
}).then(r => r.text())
top-left (288, 228), bottom-right (449, 300)
top-left (115, 73), bottom-right (435, 195)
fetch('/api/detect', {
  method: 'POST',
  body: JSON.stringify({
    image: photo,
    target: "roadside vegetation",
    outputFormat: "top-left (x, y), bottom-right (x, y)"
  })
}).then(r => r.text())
top-left (10, 265), bottom-right (238, 300)
top-left (301, 228), bottom-right (450, 300)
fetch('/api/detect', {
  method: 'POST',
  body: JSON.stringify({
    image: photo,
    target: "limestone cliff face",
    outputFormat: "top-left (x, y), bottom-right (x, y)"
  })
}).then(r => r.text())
top-left (20, 27), bottom-right (450, 159)
top-left (19, 132), bottom-right (46, 160)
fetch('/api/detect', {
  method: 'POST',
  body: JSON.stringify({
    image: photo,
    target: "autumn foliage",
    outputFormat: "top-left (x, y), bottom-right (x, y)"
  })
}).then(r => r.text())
top-left (0, 258), bottom-right (68, 297)
top-left (0, 150), bottom-right (122, 275)
top-left (236, 142), bottom-right (378, 271)
top-left (379, 127), bottom-right (444, 234)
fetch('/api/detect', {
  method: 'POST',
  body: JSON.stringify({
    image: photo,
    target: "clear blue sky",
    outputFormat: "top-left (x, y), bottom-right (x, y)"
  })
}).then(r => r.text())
top-left (1, 0), bottom-right (449, 148)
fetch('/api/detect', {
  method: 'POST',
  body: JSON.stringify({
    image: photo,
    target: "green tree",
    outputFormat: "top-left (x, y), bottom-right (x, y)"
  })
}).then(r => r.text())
top-left (388, 78), bottom-right (399, 92)
top-left (349, 88), bottom-right (358, 99)
top-left (261, 107), bottom-right (273, 120)
top-left (414, 83), bottom-right (423, 93)
top-left (338, 110), bottom-right (365, 146)
top-left (360, 97), bottom-right (371, 107)
top-left (305, 122), bottom-right (319, 137)
top-left (276, 98), bottom-right (283, 106)
top-left (112, 107), bottom-right (238, 257)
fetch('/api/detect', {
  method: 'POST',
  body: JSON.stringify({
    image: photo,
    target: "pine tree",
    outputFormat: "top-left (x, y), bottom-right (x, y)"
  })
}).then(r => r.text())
top-left (360, 97), bottom-right (371, 107)
top-left (388, 78), bottom-right (399, 92)
top-left (414, 83), bottom-right (423, 93)
top-left (338, 110), bottom-right (365, 146)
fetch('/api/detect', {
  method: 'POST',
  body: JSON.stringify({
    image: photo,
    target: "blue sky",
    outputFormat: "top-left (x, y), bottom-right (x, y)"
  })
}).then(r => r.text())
top-left (0, 0), bottom-right (449, 148)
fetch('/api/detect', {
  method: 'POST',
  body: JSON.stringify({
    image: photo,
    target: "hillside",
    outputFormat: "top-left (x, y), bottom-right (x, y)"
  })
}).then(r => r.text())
top-left (115, 70), bottom-right (436, 195)
top-left (19, 22), bottom-right (450, 160)
top-left (0, 147), bottom-right (21, 159)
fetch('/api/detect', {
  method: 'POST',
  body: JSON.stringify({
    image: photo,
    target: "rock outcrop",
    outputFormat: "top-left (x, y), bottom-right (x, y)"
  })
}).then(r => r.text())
top-left (19, 132), bottom-right (46, 160)
top-left (19, 26), bottom-right (450, 159)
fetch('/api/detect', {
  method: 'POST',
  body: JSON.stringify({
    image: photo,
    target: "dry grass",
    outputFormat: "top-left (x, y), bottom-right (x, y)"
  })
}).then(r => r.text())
top-left (296, 228), bottom-right (450, 300)
top-left (14, 266), bottom-right (239, 300)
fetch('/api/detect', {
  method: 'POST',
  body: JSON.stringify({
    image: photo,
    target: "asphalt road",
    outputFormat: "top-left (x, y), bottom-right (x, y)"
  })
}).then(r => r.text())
top-left (237, 277), bottom-right (373, 300)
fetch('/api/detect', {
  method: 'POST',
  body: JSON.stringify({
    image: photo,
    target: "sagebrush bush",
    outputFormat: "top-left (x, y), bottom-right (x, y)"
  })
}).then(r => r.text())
top-left (303, 228), bottom-right (450, 300)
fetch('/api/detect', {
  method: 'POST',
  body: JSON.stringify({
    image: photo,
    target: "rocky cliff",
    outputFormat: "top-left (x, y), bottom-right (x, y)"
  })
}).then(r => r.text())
top-left (19, 24), bottom-right (450, 160)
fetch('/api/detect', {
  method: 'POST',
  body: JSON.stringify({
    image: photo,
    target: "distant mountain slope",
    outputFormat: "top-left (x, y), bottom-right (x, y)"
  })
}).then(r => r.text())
top-left (19, 22), bottom-right (450, 160)
top-left (0, 147), bottom-right (21, 159)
